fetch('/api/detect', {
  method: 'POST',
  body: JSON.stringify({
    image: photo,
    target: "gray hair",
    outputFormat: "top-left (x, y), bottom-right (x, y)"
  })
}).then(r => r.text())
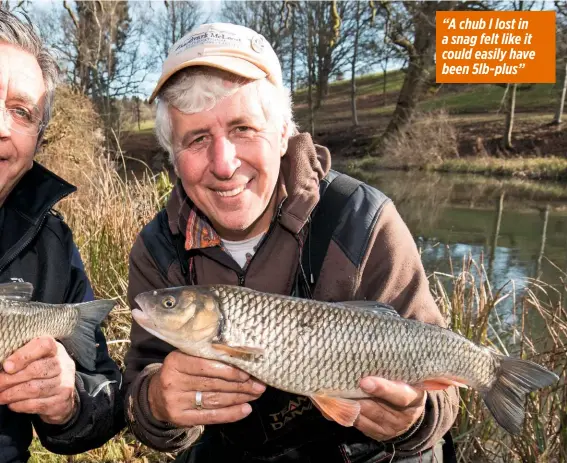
top-left (155, 67), bottom-right (298, 165)
top-left (0, 8), bottom-right (60, 142)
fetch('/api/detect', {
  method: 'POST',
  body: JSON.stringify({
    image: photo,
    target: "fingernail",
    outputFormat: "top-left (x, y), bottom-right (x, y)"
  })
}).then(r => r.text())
top-left (241, 403), bottom-right (252, 415)
top-left (360, 377), bottom-right (376, 393)
top-left (252, 381), bottom-right (266, 393)
top-left (3, 361), bottom-right (14, 373)
top-left (238, 370), bottom-right (249, 381)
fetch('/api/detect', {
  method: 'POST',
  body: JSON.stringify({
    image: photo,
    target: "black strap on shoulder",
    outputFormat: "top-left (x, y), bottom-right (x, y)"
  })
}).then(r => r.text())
top-left (301, 172), bottom-right (362, 297)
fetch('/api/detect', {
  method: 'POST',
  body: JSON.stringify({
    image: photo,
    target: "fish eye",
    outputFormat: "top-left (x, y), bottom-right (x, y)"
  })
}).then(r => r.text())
top-left (162, 296), bottom-right (176, 309)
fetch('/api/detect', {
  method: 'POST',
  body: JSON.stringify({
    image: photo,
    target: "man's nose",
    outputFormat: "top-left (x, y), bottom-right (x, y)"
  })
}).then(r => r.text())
top-left (210, 136), bottom-right (241, 179)
top-left (0, 108), bottom-right (11, 138)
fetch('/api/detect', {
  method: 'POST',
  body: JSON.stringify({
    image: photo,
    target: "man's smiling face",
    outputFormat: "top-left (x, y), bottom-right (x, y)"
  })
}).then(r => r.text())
top-left (0, 42), bottom-right (45, 206)
top-left (170, 82), bottom-right (289, 241)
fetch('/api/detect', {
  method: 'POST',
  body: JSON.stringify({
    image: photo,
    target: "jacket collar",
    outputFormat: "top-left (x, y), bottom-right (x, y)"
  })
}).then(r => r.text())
top-left (4, 161), bottom-right (76, 222)
top-left (165, 133), bottom-right (331, 251)
top-left (0, 162), bottom-right (76, 272)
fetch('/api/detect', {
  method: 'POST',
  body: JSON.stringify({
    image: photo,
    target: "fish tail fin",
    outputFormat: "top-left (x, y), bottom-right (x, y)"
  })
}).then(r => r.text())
top-left (482, 354), bottom-right (559, 435)
top-left (60, 300), bottom-right (116, 372)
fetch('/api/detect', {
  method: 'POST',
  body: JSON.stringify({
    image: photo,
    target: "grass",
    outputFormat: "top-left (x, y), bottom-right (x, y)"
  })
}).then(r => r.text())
top-left (27, 160), bottom-right (175, 462)
top-left (293, 71), bottom-right (558, 116)
top-left (420, 83), bottom-right (558, 114)
top-left (131, 119), bottom-right (155, 133)
top-left (430, 255), bottom-right (566, 462)
top-left (437, 157), bottom-right (567, 181)
top-left (293, 70), bottom-right (406, 101)
top-left (340, 155), bottom-right (567, 182)
top-left (370, 168), bottom-right (567, 206)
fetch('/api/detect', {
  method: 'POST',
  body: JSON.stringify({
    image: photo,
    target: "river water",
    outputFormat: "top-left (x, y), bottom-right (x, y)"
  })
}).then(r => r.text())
top-left (365, 169), bottom-right (567, 336)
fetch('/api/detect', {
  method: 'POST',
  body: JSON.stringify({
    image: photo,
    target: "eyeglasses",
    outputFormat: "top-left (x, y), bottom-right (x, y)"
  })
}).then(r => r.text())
top-left (0, 107), bottom-right (44, 136)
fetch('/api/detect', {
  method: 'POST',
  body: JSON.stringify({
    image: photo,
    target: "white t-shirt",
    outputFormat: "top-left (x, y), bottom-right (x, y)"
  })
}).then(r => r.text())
top-left (221, 233), bottom-right (265, 269)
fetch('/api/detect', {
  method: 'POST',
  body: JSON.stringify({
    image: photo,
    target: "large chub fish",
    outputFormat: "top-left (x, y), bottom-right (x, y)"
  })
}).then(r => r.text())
top-left (0, 282), bottom-right (115, 371)
top-left (132, 285), bottom-right (559, 434)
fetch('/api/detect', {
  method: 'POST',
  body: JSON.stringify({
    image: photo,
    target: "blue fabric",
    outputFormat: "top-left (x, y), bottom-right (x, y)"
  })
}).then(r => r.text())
top-left (70, 243), bottom-right (94, 302)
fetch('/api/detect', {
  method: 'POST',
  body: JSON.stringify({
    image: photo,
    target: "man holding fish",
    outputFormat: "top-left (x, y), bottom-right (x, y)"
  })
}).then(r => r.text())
top-left (122, 22), bottom-right (464, 463)
top-left (0, 9), bottom-right (123, 463)
top-left (123, 21), bottom-right (559, 463)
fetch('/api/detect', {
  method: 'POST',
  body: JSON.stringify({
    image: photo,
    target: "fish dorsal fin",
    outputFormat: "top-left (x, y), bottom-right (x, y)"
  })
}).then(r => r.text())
top-left (0, 282), bottom-right (34, 301)
top-left (338, 301), bottom-right (400, 317)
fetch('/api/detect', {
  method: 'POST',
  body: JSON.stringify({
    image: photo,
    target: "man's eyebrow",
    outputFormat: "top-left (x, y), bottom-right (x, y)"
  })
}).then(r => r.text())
top-left (10, 92), bottom-right (41, 116)
top-left (180, 127), bottom-right (209, 148)
top-left (228, 117), bottom-right (251, 126)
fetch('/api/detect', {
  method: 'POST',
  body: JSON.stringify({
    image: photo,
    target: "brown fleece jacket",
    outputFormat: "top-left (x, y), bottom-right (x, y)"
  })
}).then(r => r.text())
top-left (123, 133), bottom-right (459, 457)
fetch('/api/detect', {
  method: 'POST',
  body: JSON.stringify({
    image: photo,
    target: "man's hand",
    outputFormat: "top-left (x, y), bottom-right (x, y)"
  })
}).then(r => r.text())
top-left (148, 351), bottom-right (266, 427)
top-left (353, 377), bottom-right (426, 442)
top-left (0, 336), bottom-right (78, 425)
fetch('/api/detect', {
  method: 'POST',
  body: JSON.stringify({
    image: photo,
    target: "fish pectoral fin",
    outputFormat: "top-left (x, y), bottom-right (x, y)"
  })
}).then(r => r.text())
top-left (0, 282), bottom-right (34, 301)
top-left (413, 377), bottom-right (469, 390)
top-left (211, 343), bottom-right (265, 358)
top-left (310, 394), bottom-right (361, 427)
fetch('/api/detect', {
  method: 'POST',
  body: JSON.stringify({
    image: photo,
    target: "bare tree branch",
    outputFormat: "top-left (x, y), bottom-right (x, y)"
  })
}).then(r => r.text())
top-left (63, 1), bottom-right (78, 30)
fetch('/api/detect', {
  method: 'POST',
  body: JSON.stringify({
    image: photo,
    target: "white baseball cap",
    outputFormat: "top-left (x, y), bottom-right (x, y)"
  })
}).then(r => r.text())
top-left (148, 23), bottom-right (283, 104)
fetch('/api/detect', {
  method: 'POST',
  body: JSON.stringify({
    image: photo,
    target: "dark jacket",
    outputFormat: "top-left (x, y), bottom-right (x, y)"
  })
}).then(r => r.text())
top-left (0, 162), bottom-right (125, 463)
top-left (123, 134), bottom-right (459, 462)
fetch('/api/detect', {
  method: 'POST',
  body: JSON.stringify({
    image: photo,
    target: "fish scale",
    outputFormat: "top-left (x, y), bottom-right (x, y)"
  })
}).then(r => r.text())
top-left (0, 300), bottom-right (78, 366)
top-left (211, 285), bottom-right (497, 395)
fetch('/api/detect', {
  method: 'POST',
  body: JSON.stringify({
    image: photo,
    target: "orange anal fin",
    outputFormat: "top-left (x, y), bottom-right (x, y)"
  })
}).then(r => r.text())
top-left (212, 343), bottom-right (264, 358)
top-left (414, 378), bottom-right (469, 390)
top-left (310, 395), bottom-right (361, 427)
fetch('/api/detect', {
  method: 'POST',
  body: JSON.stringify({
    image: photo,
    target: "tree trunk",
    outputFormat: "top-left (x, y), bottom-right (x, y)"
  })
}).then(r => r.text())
top-left (381, 18), bottom-right (435, 141)
top-left (553, 58), bottom-right (567, 124)
top-left (316, 46), bottom-right (324, 109)
top-left (378, 2), bottom-right (442, 147)
top-left (290, 7), bottom-right (295, 95)
top-left (382, 54), bottom-right (428, 139)
top-left (351, 1), bottom-right (360, 127)
top-left (308, 16), bottom-right (315, 137)
top-left (170, 2), bottom-right (177, 50)
top-left (503, 83), bottom-right (517, 149)
top-left (382, 55), bottom-right (388, 106)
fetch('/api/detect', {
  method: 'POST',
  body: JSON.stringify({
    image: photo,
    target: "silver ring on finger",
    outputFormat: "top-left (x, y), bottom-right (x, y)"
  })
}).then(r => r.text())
top-left (195, 391), bottom-right (203, 410)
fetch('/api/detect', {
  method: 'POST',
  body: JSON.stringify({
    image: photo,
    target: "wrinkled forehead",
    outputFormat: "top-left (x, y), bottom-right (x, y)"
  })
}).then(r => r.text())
top-left (0, 42), bottom-right (45, 112)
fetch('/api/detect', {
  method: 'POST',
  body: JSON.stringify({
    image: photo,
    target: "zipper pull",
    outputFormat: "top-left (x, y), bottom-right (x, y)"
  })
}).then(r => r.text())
top-left (238, 274), bottom-right (245, 286)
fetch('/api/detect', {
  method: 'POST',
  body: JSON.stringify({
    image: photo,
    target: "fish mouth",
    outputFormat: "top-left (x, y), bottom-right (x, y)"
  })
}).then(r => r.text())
top-left (131, 308), bottom-right (176, 346)
top-left (131, 308), bottom-right (151, 327)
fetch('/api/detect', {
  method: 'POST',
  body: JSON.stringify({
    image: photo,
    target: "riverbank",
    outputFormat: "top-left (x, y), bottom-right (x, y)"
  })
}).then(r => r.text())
top-left (336, 155), bottom-right (567, 182)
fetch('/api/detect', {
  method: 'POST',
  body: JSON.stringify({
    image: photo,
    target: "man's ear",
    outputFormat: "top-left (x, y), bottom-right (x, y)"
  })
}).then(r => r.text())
top-left (280, 121), bottom-right (290, 158)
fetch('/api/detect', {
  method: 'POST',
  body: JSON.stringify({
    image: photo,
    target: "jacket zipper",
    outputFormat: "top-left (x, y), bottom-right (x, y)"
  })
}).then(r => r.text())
top-left (0, 190), bottom-right (70, 273)
top-left (236, 200), bottom-right (284, 287)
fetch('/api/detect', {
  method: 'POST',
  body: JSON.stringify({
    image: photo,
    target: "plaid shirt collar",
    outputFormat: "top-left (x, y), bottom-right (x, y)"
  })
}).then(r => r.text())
top-left (177, 190), bottom-right (222, 252)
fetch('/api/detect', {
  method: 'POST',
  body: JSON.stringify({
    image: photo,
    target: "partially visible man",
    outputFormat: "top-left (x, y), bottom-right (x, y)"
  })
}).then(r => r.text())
top-left (0, 9), bottom-right (124, 463)
top-left (123, 22), bottom-right (459, 463)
